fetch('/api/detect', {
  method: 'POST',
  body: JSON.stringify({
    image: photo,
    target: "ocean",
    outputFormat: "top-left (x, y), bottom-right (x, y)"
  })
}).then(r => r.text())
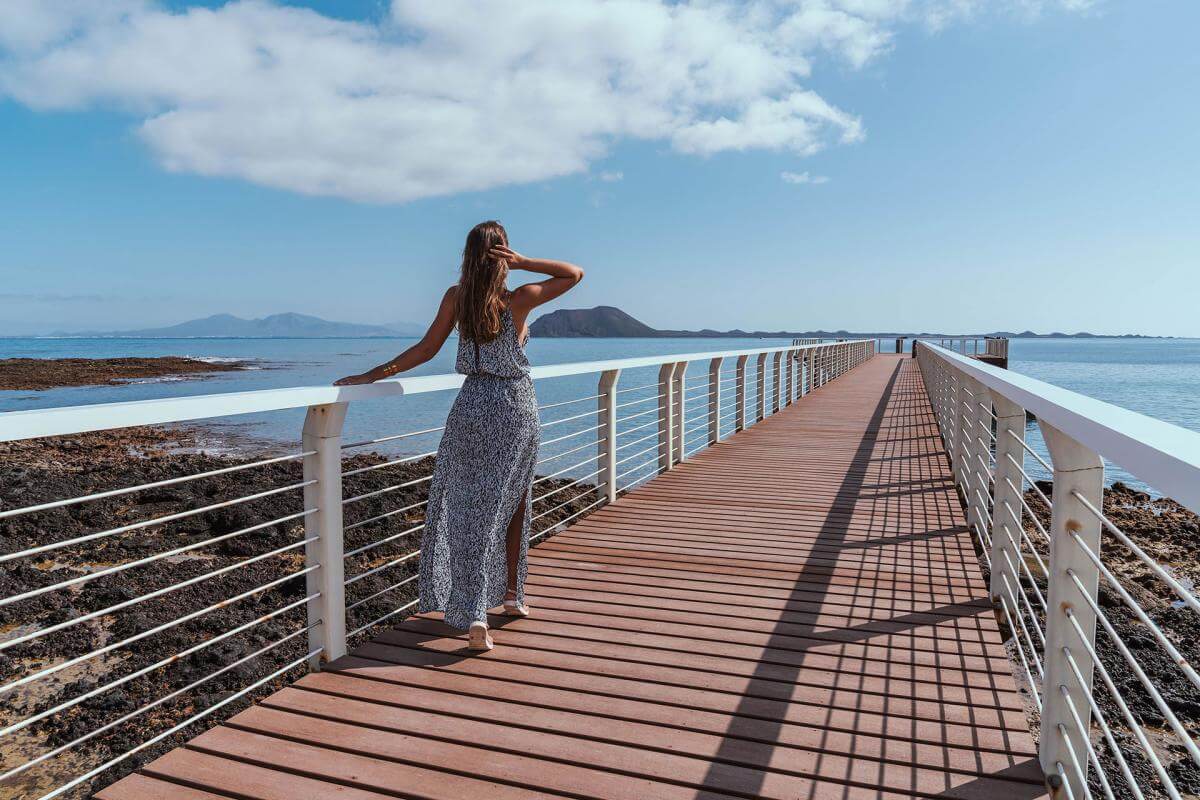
top-left (3, 336), bottom-right (1198, 496)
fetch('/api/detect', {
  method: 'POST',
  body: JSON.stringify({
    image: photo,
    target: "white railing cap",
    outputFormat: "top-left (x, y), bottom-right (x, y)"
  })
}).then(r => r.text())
top-left (923, 343), bottom-right (1200, 511)
top-left (0, 340), bottom-right (870, 443)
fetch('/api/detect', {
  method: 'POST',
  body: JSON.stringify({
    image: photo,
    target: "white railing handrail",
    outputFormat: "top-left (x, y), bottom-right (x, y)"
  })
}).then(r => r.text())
top-left (922, 342), bottom-right (1200, 511)
top-left (0, 340), bottom-right (870, 443)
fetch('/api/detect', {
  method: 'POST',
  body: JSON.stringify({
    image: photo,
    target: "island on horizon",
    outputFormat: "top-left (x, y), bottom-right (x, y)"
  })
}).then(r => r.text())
top-left (527, 306), bottom-right (1172, 340)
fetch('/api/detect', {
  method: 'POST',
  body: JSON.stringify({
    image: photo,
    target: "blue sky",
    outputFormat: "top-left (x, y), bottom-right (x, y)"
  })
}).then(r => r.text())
top-left (1, 1), bottom-right (1197, 337)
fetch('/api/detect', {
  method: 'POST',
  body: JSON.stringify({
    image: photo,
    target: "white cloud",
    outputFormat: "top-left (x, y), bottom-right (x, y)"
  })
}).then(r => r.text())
top-left (0, 0), bottom-right (1095, 204)
top-left (781, 170), bottom-right (830, 184)
top-left (597, 171), bottom-right (624, 183)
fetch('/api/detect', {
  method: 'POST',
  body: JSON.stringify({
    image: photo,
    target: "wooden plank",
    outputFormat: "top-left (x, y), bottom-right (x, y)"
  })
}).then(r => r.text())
top-left (351, 632), bottom-right (1032, 732)
top-left (293, 669), bottom-right (1039, 778)
top-left (321, 652), bottom-right (1038, 755)
top-left (98, 355), bottom-right (1045, 800)
top-left (95, 774), bottom-right (234, 800)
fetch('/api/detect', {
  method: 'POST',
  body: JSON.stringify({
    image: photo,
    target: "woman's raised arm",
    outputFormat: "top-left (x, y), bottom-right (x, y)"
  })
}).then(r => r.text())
top-left (490, 245), bottom-right (584, 313)
top-left (334, 287), bottom-right (457, 385)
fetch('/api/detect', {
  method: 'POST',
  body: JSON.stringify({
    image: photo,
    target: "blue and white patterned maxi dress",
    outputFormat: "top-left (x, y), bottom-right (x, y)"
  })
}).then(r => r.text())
top-left (418, 306), bottom-right (539, 630)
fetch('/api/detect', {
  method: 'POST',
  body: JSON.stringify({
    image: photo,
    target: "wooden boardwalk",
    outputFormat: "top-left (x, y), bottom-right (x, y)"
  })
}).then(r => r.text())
top-left (100, 355), bottom-right (1045, 800)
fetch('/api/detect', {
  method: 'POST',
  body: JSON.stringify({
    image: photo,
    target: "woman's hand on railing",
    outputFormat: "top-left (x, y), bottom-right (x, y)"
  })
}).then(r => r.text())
top-left (334, 372), bottom-right (378, 386)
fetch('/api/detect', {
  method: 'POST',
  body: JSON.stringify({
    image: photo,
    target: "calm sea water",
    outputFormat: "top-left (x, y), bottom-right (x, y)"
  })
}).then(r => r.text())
top-left (2, 336), bottom-right (1197, 494)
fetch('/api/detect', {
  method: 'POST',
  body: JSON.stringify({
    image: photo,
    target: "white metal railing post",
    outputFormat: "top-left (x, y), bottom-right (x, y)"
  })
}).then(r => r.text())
top-left (989, 394), bottom-right (1026, 601)
top-left (735, 355), bottom-right (748, 431)
top-left (799, 349), bottom-right (809, 396)
top-left (596, 368), bottom-right (621, 503)
top-left (785, 349), bottom-right (795, 405)
top-left (946, 369), bottom-right (963, 486)
top-left (772, 351), bottom-right (783, 413)
top-left (756, 352), bottom-right (768, 421)
top-left (301, 401), bottom-right (349, 669)
top-left (673, 361), bottom-right (687, 462)
top-left (708, 357), bottom-right (723, 444)
top-left (955, 375), bottom-right (976, 497)
top-left (963, 378), bottom-right (992, 546)
top-left (657, 362), bottom-right (678, 471)
top-left (1039, 421), bottom-right (1104, 796)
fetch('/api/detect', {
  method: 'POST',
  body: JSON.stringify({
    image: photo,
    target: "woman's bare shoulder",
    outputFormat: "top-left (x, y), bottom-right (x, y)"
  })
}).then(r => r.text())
top-left (508, 282), bottom-right (542, 309)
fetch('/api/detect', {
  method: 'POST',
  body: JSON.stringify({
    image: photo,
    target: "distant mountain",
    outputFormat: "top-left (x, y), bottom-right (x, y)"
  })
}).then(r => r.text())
top-left (531, 306), bottom-right (658, 337)
top-left (52, 313), bottom-right (418, 338)
top-left (528, 307), bottom-right (1171, 339)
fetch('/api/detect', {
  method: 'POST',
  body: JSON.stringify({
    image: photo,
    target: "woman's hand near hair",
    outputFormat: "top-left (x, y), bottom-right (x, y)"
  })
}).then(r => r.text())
top-left (487, 245), bottom-right (528, 269)
top-left (492, 245), bottom-right (585, 317)
top-left (489, 246), bottom-right (584, 283)
top-left (335, 287), bottom-right (457, 386)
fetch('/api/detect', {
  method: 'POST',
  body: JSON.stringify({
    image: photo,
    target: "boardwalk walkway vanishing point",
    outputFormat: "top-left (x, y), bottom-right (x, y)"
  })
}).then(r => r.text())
top-left (99, 355), bottom-right (1046, 800)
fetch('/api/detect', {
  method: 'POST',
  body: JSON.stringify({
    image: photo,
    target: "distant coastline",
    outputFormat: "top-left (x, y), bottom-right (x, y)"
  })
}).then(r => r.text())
top-left (0, 356), bottom-right (253, 390)
top-left (527, 306), bottom-right (1175, 340)
top-left (2, 306), bottom-right (1178, 340)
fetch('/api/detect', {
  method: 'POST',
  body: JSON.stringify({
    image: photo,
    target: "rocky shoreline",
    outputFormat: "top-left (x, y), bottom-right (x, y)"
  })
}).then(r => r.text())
top-left (0, 358), bottom-right (253, 391)
top-left (0, 427), bottom-right (598, 798)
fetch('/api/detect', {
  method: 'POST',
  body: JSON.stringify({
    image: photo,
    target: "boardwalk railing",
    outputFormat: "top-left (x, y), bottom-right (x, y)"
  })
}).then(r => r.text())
top-left (0, 339), bottom-right (873, 799)
top-left (920, 336), bottom-right (1010, 359)
top-left (916, 342), bottom-right (1200, 800)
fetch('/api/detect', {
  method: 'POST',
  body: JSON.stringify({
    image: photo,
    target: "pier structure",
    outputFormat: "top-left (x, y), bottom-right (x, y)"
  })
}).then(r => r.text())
top-left (3, 337), bottom-right (1199, 800)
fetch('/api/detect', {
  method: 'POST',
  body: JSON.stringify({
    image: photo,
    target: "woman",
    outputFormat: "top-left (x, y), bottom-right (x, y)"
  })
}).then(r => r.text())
top-left (335, 221), bottom-right (584, 650)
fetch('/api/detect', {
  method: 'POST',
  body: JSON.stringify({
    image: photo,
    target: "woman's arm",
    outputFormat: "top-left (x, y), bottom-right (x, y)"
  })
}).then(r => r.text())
top-left (334, 287), bottom-right (457, 386)
top-left (490, 245), bottom-right (584, 316)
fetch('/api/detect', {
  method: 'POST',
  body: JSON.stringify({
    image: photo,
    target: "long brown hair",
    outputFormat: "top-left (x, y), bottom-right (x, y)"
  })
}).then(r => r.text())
top-left (455, 220), bottom-right (509, 343)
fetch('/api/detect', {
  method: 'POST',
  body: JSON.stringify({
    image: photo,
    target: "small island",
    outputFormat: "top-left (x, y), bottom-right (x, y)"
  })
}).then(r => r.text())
top-left (0, 356), bottom-right (252, 391)
top-left (529, 306), bottom-right (1171, 339)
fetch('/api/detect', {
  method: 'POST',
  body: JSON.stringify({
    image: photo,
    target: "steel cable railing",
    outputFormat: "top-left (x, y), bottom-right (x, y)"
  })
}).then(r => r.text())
top-left (0, 478), bottom-right (314, 564)
top-left (916, 340), bottom-right (1200, 800)
top-left (0, 516), bottom-right (313, 654)
top-left (0, 449), bottom-right (314, 522)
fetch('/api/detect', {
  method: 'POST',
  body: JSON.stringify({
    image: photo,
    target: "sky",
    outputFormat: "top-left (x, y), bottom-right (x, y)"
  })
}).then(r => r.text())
top-left (1, 0), bottom-right (1198, 337)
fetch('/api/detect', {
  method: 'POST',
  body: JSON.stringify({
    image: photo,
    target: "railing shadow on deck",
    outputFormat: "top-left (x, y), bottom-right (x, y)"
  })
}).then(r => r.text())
top-left (693, 358), bottom-right (1044, 800)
